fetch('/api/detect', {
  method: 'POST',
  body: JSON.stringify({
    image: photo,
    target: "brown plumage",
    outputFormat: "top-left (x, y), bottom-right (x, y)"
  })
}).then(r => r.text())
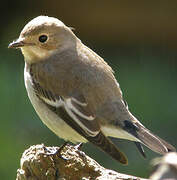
top-left (8, 16), bottom-right (176, 164)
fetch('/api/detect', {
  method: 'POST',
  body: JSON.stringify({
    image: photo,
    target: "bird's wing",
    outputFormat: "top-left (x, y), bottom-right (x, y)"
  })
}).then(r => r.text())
top-left (31, 76), bottom-right (128, 164)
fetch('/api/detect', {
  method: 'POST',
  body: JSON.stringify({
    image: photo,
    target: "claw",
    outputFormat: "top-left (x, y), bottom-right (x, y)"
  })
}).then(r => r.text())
top-left (43, 142), bottom-right (69, 161)
top-left (55, 141), bottom-right (70, 160)
top-left (74, 143), bottom-right (83, 150)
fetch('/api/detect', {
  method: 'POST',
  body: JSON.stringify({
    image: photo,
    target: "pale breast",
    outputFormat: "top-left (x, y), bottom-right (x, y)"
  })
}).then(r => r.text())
top-left (24, 63), bottom-right (87, 143)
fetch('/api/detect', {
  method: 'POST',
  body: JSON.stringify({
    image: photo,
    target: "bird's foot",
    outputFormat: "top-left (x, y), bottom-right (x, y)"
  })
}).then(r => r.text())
top-left (43, 142), bottom-right (69, 161)
top-left (55, 141), bottom-right (70, 160)
top-left (74, 142), bottom-right (83, 150)
top-left (74, 143), bottom-right (86, 157)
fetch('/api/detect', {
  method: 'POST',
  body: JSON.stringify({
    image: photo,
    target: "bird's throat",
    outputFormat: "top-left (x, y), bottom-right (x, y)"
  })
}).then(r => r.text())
top-left (21, 46), bottom-right (53, 64)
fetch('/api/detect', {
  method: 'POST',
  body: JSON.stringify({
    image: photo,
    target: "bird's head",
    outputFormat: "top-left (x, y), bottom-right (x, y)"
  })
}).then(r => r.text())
top-left (8, 16), bottom-right (77, 63)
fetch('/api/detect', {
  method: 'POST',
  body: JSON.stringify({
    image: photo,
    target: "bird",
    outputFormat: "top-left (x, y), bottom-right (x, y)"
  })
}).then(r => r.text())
top-left (8, 16), bottom-right (175, 164)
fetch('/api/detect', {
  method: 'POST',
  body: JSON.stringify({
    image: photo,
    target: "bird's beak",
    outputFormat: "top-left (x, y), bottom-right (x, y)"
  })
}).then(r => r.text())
top-left (8, 38), bottom-right (25, 49)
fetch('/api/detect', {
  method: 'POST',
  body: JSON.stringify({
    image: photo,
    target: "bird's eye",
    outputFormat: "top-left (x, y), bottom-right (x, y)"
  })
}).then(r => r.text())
top-left (39, 35), bottom-right (48, 43)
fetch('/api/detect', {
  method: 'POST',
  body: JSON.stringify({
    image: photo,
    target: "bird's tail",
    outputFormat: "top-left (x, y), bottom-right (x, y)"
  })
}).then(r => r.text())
top-left (136, 123), bottom-right (175, 154)
top-left (124, 120), bottom-right (176, 155)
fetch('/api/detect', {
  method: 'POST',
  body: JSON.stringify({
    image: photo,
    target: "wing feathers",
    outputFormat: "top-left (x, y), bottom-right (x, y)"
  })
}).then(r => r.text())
top-left (66, 98), bottom-right (94, 121)
top-left (134, 142), bottom-right (146, 158)
top-left (31, 74), bottom-right (99, 136)
top-left (47, 104), bottom-right (128, 164)
top-left (87, 131), bottom-right (128, 164)
top-left (64, 99), bottom-right (98, 137)
top-left (31, 78), bottom-right (127, 164)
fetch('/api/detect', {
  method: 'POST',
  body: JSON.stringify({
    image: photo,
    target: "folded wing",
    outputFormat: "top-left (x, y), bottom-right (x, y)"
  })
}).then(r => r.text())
top-left (32, 78), bottom-right (128, 164)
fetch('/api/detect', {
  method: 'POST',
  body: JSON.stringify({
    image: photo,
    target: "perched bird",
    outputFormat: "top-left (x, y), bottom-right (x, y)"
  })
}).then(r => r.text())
top-left (9, 16), bottom-right (175, 164)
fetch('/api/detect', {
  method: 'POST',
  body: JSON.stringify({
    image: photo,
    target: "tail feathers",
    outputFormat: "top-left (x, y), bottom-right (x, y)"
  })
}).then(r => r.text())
top-left (135, 123), bottom-right (176, 155)
top-left (123, 120), bottom-right (176, 155)
top-left (88, 131), bottom-right (128, 165)
top-left (154, 135), bottom-right (176, 152)
top-left (134, 142), bottom-right (146, 158)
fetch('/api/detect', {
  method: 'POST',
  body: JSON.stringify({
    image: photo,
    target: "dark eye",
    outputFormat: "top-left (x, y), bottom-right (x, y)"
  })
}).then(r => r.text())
top-left (39, 35), bottom-right (48, 43)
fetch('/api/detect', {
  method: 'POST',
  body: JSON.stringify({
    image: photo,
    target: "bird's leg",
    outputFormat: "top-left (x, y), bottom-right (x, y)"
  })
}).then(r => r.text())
top-left (54, 141), bottom-right (70, 161)
top-left (57, 141), bottom-right (69, 155)
top-left (43, 141), bottom-right (69, 161)
top-left (74, 143), bottom-right (86, 157)
top-left (57, 142), bottom-right (84, 160)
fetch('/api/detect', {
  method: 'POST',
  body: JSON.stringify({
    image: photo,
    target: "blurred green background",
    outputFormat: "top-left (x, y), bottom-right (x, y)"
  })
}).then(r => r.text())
top-left (1, 0), bottom-right (177, 179)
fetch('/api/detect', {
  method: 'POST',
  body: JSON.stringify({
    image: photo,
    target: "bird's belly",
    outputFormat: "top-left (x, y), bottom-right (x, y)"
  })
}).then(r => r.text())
top-left (24, 66), bottom-right (87, 143)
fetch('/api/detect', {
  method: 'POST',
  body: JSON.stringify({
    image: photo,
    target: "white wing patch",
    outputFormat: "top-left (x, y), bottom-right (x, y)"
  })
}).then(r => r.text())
top-left (40, 95), bottom-right (98, 137)
top-left (66, 98), bottom-right (94, 121)
top-left (64, 99), bottom-right (98, 137)
top-left (71, 97), bottom-right (87, 106)
top-left (40, 96), bottom-right (63, 107)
